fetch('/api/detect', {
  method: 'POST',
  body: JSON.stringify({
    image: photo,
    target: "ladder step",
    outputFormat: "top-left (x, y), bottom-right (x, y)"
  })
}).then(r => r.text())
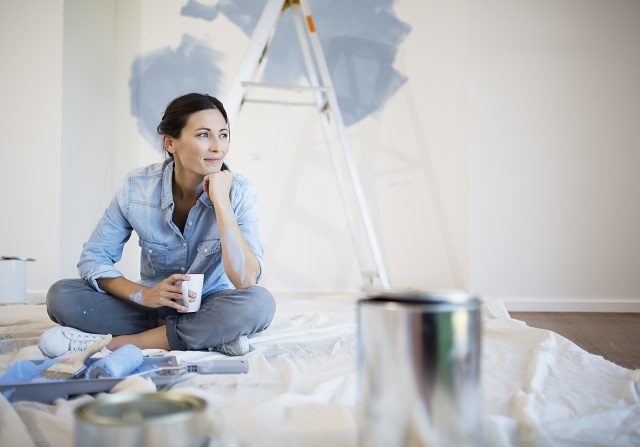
top-left (243, 98), bottom-right (317, 107)
top-left (241, 81), bottom-right (330, 93)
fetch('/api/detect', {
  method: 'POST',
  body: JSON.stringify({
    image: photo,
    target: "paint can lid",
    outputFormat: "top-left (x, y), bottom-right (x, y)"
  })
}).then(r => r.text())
top-left (359, 290), bottom-right (481, 309)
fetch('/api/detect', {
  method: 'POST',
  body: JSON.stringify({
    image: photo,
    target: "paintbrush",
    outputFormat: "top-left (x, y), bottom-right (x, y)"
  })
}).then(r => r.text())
top-left (40, 334), bottom-right (112, 380)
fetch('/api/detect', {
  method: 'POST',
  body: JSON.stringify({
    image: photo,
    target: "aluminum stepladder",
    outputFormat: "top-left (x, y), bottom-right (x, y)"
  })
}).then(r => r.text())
top-left (224, 0), bottom-right (391, 291)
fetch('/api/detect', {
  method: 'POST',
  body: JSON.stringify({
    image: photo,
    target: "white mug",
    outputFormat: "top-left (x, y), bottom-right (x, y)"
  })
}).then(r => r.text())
top-left (181, 274), bottom-right (204, 312)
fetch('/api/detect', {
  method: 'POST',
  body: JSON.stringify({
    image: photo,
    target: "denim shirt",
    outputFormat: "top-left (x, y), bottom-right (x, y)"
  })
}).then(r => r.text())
top-left (77, 160), bottom-right (264, 295)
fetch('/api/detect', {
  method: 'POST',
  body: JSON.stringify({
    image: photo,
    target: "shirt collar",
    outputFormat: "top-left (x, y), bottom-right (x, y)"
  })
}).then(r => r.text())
top-left (161, 160), bottom-right (174, 209)
top-left (161, 159), bottom-right (213, 209)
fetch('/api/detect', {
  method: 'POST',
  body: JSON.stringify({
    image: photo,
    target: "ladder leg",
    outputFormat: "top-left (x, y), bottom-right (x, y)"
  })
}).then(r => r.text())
top-left (289, 5), bottom-right (375, 287)
top-left (225, 0), bottom-right (287, 123)
top-left (295, 0), bottom-right (391, 289)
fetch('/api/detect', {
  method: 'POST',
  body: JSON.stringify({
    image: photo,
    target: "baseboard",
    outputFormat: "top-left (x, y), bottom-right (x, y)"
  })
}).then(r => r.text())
top-left (271, 289), bottom-right (640, 312)
top-left (502, 298), bottom-right (640, 313)
top-left (24, 288), bottom-right (640, 312)
top-left (26, 291), bottom-right (47, 305)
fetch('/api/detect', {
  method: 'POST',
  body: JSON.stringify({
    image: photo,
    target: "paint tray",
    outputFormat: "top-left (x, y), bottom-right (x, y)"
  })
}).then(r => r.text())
top-left (0, 356), bottom-right (181, 404)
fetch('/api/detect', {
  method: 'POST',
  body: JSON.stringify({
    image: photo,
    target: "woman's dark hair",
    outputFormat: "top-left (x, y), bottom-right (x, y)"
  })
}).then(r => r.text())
top-left (157, 93), bottom-right (230, 159)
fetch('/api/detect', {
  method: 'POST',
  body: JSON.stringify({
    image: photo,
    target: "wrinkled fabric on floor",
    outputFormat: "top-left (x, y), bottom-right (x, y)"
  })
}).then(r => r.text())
top-left (0, 295), bottom-right (638, 447)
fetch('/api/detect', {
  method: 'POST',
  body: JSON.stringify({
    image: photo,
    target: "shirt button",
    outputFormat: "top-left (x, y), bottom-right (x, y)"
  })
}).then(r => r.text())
top-left (188, 222), bottom-right (193, 226)
top-left (204, 248), bottom-right (209, 253)
top-left (180, 267), bottom-right (185, 271)
top-left (183, 242), bottom-right (187, 247)
top-left (148, 249), bottom-right (153, 254)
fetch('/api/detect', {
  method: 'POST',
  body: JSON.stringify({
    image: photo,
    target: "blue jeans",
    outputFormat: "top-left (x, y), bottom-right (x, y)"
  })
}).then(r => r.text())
top-left (45, 279), bottom-right (276, 351)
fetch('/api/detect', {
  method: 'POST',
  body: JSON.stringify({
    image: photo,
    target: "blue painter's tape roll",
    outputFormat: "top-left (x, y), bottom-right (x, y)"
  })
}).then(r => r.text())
top-left (86, 344), bottom-right (143, 379)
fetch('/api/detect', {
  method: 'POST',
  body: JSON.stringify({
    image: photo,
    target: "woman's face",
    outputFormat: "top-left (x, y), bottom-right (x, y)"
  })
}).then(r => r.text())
top-left (165, 108), bottom-right (229, 178)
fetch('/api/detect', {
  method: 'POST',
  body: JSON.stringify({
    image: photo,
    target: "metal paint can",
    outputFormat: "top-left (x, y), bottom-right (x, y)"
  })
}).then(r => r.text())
top-left (74, 392), bottom-right (208, 447)
top-left (358, 291), bottom-right (483, 447)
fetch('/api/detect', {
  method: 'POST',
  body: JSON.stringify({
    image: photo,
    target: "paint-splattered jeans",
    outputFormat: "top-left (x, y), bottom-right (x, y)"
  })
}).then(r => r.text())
top-left (45, 279), bottom-right (276, 351)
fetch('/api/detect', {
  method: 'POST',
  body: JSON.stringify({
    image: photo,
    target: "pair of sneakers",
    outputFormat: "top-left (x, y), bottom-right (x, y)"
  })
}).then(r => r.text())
top-left (39, 326), bottom-right (250, 358)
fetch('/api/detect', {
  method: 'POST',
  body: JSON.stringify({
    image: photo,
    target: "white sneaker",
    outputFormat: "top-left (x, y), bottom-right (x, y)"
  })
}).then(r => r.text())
top-left (211, 335), bottom-right (250, 356)
top-left (39, 326), bottom-right (106, 358)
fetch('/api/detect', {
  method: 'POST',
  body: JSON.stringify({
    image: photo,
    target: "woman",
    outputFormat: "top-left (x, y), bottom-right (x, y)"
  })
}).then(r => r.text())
top-left (39, 93), bottom-right (276, 357)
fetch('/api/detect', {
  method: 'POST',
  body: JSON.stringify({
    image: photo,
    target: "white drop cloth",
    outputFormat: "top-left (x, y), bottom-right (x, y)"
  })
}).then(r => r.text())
top-left (0, 295), bottom-right (638, 446)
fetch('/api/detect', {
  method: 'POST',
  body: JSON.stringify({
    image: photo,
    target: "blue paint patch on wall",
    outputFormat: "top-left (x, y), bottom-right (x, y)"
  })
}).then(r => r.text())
top-left (130, 34), bottom-right (224, 148)
top-left (131, 0), bottom-right (410, 149)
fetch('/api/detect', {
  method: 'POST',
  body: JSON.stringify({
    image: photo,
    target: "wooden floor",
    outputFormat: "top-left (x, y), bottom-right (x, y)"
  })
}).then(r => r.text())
top-left (510, 312), bottom-right (640, 370)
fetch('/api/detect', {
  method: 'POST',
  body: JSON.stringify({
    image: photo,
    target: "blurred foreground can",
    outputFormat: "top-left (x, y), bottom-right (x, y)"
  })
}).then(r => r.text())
top-left (358, 291), bottom-right (482, 447)
top-left (75, 392), bottom-right (208, 447)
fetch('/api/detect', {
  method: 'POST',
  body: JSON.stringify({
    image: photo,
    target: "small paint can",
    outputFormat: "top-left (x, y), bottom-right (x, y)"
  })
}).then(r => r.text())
top-left (74, 392), bottom-right (208, 447)
top-left (358, 290), bottom-right (483, 447)
top-left (0, 256), bottom-right (35, 302)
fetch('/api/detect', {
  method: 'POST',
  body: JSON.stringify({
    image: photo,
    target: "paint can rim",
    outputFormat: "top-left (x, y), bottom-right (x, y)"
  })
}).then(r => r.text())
top-left (74, 392), bottom-right (206, 427)
top-left (358, 290), bottom-right (481, 309)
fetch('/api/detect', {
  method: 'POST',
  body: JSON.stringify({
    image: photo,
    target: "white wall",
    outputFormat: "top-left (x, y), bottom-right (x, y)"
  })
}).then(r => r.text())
top-left (0, 1), bottom-right (64, 299)
top-left (2, 1), bottom-right (638, 310)
top-left (469, 0), bottom-right (640, 310)
top-left (60, 0), bottom-right (117, 279)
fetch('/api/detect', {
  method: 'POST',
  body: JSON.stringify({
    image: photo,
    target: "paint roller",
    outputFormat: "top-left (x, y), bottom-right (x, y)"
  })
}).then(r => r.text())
top-left (86, 345), bottom-right (250, 380)
top-left (86, 344), bottom-right (144, 379)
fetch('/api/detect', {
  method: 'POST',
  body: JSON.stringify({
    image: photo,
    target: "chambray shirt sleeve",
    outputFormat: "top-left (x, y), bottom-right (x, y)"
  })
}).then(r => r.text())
top-left (77, 177), bottom-right (133, 292)
top-left (231, 176), bottom-right (265, 283)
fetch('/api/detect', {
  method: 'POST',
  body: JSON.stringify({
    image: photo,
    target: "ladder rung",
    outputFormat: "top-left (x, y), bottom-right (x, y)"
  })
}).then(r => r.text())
top-left (241, 81), bottom-right (330, 93)
top-left (243, 98), bottom-right (317, 107)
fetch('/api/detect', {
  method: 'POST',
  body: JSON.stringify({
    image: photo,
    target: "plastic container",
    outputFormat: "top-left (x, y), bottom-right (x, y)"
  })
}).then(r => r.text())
top-left (0, 256), bottom-right (34, 302)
